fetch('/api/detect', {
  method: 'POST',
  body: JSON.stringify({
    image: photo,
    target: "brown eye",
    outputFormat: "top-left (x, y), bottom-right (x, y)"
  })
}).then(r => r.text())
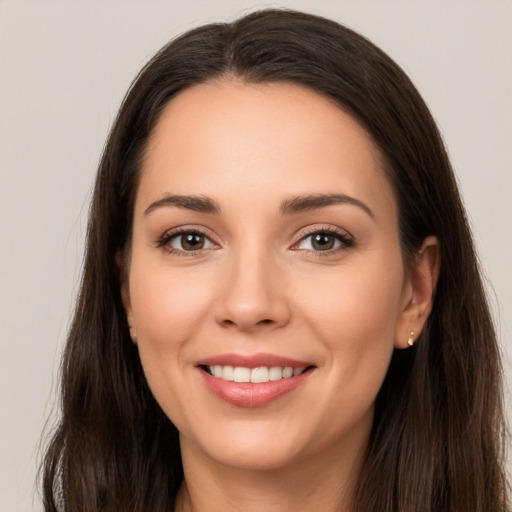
top-left (180, 233), bottom-right (205, 250)
top-left (296, 230), bottom-right (352, 253)
top-left (311, 233), bottom-right (336, 250)
top-left (167, 231), bottom-right (215, 252)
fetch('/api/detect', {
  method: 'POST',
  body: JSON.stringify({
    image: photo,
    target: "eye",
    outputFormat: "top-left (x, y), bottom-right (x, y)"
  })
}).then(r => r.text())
top-left (295, 229), bottom-right (353, 252)
top-left (159, 229), bottom-right (217, 254)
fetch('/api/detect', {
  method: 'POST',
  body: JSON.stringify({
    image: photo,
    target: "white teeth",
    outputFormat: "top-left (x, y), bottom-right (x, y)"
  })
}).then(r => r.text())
top-left (221, 365), bottom-right (234, 381)
top-left (233, 367), bottom-right (251, 383)
top-left (269, 367), bottom-right (283, 381)
top-left (282, 367), bottom-right (293, 378)
top-left (250, 367), bottom-right (269, 383)
top-left (207, 365), bottom-right (306, 383)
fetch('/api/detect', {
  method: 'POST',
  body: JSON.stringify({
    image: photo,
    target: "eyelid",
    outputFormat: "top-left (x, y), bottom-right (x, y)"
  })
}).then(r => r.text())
top-left (290, 225), bottom-right (354, 253)
top-left (156, 223), bottom-right (353, 256)
top-left (157, 225), bottom-right (220, 255)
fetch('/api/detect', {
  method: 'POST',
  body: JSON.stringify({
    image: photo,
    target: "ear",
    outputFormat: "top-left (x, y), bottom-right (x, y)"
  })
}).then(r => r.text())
top-left (116, 251), bottom-right (137, 343)
top-left (394, 236), bottom-right (441, 349)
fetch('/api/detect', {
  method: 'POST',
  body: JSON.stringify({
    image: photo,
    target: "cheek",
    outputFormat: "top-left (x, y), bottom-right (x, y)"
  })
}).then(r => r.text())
top-left (130, 263), bottom-right (211, 338)
top-left (301, 261), bottom-right (402, 335)
top-left (295, 254), bottom-right (404, 384)
top-left (128, 261), bottom-right (214, 388)
top-left (291, 259), bottom-right (404, 441)
top-left (128, 263), bottom-right (217, 428)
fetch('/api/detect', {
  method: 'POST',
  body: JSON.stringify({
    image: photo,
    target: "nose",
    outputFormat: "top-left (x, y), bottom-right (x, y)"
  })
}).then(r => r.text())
top-left (214, 249), bottom-right (291, 332)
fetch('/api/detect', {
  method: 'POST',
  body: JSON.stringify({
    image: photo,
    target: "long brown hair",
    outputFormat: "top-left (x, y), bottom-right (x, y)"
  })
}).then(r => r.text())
top-left (41, 9), bottom-right (509, 512)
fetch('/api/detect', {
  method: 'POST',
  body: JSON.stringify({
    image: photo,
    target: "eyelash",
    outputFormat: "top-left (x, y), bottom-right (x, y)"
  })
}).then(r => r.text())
top-left (157, 226), bottom-right (354, 257)
top-left (157, 228), bottom-right (216, 256)
top-left (292, 226), bottom-right (354, 256)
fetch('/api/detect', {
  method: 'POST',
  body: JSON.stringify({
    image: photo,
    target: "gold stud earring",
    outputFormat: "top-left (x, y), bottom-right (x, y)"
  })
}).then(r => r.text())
top-left (407, 331), bottom-right (415, 347)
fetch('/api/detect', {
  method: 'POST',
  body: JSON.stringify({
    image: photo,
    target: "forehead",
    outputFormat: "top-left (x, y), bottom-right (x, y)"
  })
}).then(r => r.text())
top-left (138, 79), bottom-right (396, 222)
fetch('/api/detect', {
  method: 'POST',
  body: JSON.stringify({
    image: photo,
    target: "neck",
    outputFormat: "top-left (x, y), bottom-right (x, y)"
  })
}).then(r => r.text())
top-left (174, 433), bottom-right (368, 512)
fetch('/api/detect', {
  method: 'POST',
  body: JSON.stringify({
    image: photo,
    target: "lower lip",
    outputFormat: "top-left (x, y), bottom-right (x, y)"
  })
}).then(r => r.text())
top-left (199, 368), bottom-right (312, 407)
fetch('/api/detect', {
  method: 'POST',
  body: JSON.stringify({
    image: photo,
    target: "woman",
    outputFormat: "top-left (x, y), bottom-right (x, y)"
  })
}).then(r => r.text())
top-left (40, 9), bottom-right (509, 512)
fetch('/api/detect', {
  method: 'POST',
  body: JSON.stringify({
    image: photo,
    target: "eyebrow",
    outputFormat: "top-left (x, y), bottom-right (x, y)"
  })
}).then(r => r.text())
top-left (144, 194), bottom-right (221, 216)
top-left (143, 192), bottom-right (374, 219)
top-left (280, 193), bottom-right (374, 219)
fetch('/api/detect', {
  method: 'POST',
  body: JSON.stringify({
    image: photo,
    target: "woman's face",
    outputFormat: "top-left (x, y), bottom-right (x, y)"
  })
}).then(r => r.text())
top-left (123, 80), bottom-right (417, 471)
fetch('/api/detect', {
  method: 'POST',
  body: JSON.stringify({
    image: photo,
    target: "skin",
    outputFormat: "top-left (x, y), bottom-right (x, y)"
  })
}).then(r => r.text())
top-left (121, 80), bottom-right (440, 512)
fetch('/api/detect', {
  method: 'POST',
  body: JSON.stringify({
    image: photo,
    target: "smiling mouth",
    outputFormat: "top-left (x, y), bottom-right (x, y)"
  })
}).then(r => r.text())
top-left (201, 365), bottom-right (314, 383)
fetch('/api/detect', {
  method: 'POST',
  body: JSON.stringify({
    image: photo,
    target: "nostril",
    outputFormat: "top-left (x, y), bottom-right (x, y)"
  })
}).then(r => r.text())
top-left (221, 318), bottom-right (273, 328)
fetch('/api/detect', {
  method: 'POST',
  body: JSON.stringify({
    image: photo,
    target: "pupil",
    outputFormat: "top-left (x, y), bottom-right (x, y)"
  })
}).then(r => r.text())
top-left (312, 233), bottom-right (334, 250)
top-left (182, 233), bottom-right (204, 250)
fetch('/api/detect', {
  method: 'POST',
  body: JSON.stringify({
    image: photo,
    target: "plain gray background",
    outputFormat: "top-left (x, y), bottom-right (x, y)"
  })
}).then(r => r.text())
top-left (1, 1), bottom-right (511, 510)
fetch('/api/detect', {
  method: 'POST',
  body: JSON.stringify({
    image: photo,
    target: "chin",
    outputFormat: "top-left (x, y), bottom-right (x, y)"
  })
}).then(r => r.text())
top-left (181, 420), bottom-right (312, 471)
top-left (202, 443), bottom-right (302, 471)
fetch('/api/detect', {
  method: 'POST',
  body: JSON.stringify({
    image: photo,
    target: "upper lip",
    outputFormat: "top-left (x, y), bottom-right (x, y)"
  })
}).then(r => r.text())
top-left (195, 353), bottom-right (314, 369)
